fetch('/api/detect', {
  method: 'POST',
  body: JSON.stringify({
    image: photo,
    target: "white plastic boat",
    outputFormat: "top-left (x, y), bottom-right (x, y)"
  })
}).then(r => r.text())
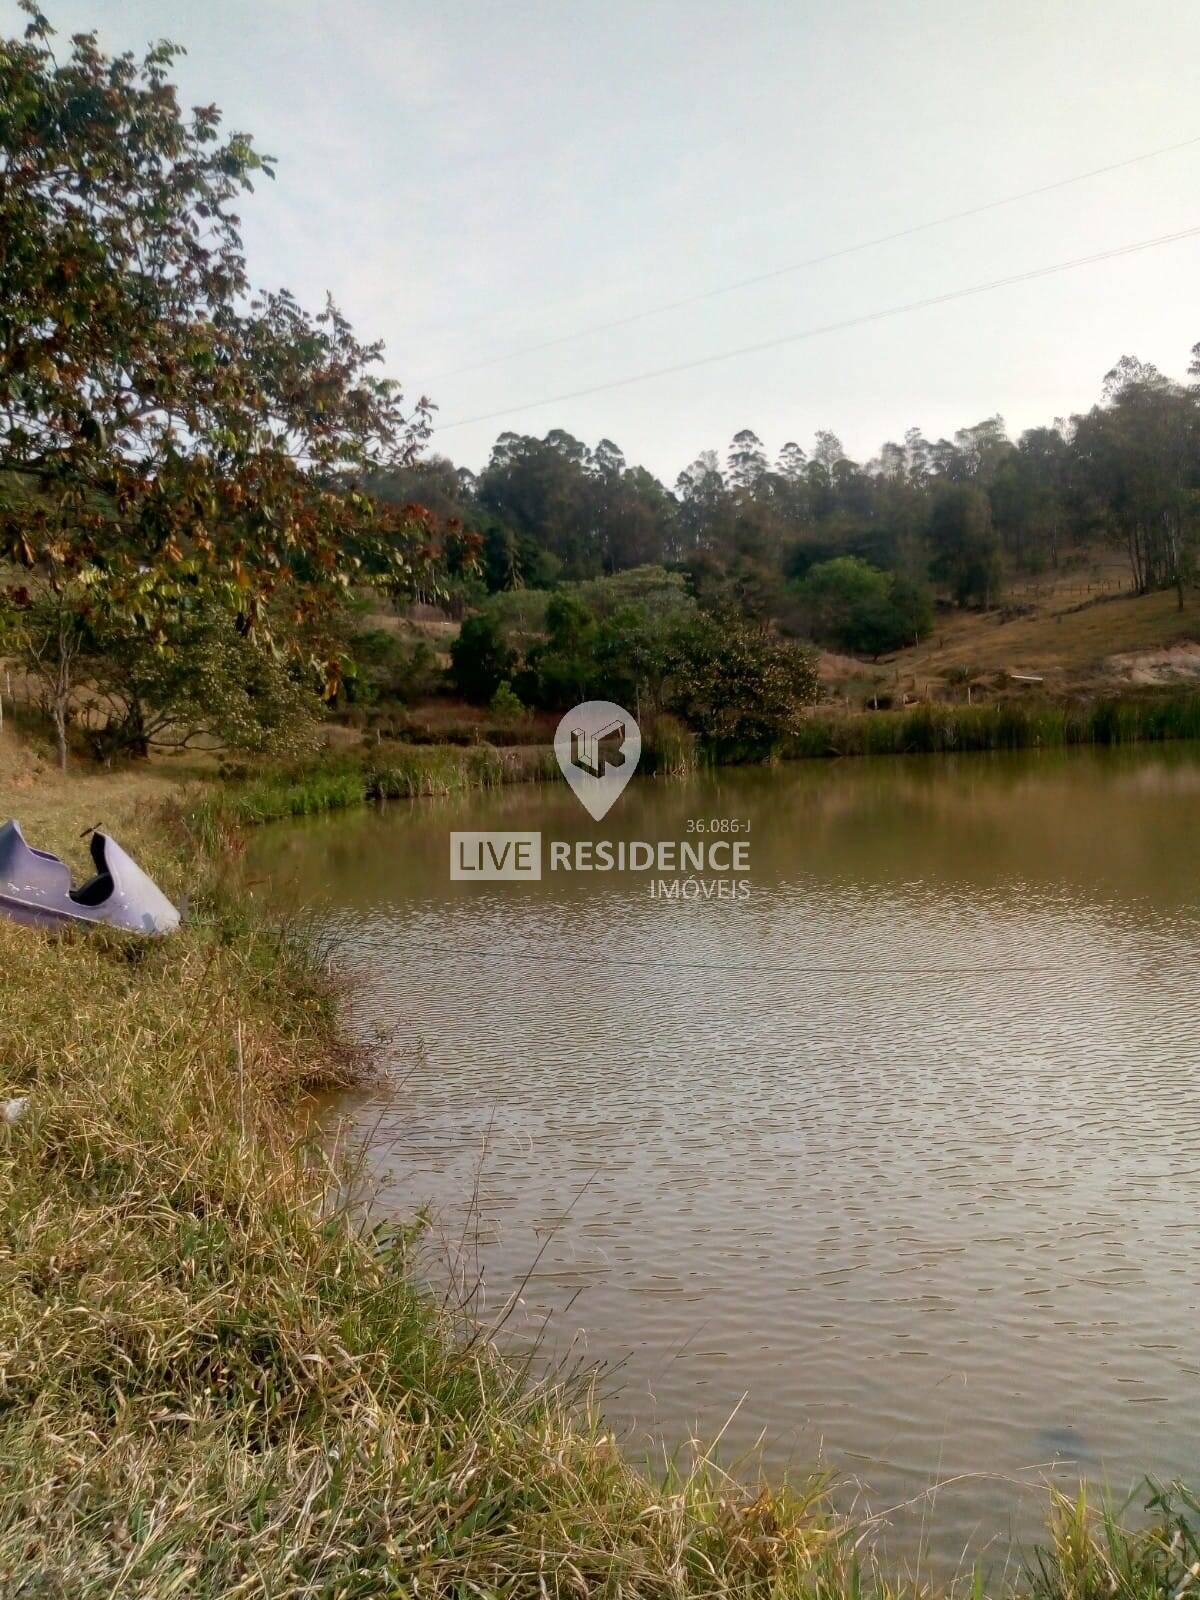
top-left (0, 819), bottom-right (180, 935)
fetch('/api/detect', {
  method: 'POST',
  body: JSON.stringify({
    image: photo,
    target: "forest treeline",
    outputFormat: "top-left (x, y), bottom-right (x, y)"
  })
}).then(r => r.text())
top-left (0, 10), bottom-right (826, 767)
top-left (376, 349), bottom-right (1200, 653)
top-left (5, 6), bottom-right (1200, 775)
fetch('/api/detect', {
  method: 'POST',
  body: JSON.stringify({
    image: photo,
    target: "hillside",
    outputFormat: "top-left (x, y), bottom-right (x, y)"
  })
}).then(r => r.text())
top-left (824, 559), bottom-right (1200, 706)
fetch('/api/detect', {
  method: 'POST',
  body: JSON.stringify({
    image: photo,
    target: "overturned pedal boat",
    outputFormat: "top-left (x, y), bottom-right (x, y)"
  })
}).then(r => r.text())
top-left (0, 819), bottom-right (180, 935)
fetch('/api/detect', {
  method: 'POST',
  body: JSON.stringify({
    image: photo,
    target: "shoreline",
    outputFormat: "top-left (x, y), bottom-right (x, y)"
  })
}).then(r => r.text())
top-left (197, 686), bottom-right (1200, 831)
top-left (0, 738), bottom-right (1195, 1592)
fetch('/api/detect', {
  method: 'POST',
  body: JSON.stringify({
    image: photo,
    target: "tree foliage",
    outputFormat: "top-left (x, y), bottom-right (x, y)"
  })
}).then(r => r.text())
top-left (385, 342), bottom-right (1200, 660)
top-left (664, 610), bottom-right (820, 759)
top-left (80, 605), bottom-right (320, 761)
top-left (451, 574), bottom-right (819, 761)
top-left (797, 556), bottom-right (933, 656)
top-left (928, 486), bottom-right (1003, 607)
top-left (0, 6), bottom-right (455, 761)
top-left (449, 613), bottom-right (515, 704)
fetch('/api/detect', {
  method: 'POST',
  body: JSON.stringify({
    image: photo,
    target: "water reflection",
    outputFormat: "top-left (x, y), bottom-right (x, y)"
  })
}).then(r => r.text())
top-left (250, 746), bottom-right (1200, 1565)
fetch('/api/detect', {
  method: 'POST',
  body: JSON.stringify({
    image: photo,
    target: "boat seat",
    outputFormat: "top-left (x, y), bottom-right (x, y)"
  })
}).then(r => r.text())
top-left (69, 872), bottom-right (115, 906)
top-left (68, 834), bottom-right (115, 907)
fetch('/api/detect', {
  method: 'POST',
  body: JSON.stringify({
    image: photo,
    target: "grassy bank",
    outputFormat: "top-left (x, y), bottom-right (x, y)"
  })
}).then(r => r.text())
top-left (0, 749), bottom-right (852, 1595)
top-left (194, 714), bottom-right (695, 833)
top-left (204, 693), bottom-right (1200, 837)
top-left (1, 740), bottom-right (1197, 1594)
top-left (207, 741), bottom-right (560, 827)
top-left (790, 692), bottom-right (1200, 759)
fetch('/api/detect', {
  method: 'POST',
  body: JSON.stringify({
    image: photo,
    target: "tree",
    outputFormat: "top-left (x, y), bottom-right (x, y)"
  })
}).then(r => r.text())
top-left (888, 574), bottom-right (934, 642)
top-left (675, 451), bottom-right (730, 552)
top-left (812, 430), bottom-right (846, 475)
top-left (797, 556), bottom-right (933, 656)
top-left (478, 431), bottom-right (587, 572)
top-left (1071, 358), bottom-right (1200, 601)
top-left (798, 556), bottom-right (886, 632)
top-left (0, 7), bottom-right (445, 762)
top-left (449, 613), bottom-right (515, 704)
top-left (665, 611), bottom-right (819, 761)
top-left (928, 485), bottom-right (1002, 606)
top-left (517, 594), bottom-right (598, 707)
top-left (81, 604), bottom-right (319, 760)
top-left (904, 427), bottom-right (932, 487)
top-left (777, 442), bottom-right (808, 481)
top-left (953, 416), bottom-right (1012, 485)
top-left (591, 604), bottom-right (675, 712)
top-left (727, 429), bottom-right (768, 494)
top-left (992, 425), bottom-right (1071, 571)
top-left (12, 577), bottom-right (87, 770)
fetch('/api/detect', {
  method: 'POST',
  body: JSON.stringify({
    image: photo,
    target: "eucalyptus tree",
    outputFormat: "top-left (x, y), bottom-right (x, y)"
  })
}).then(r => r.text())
top-left (727, 429), bottom-right (770, 494)
top-left (928, 485), bottom-right (1003, 607)
top-left (1071, 358), bottom-right (1200, 601)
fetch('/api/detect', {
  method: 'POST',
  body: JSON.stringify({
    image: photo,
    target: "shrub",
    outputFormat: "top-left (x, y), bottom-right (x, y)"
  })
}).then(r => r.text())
top-left (796, 557), bottom-right (933, 656)
top-left (489, 680), bottom-right (526, 721)
top-left (449, 613), bottom-right (515, 703)
top-left (665, 611), bottom-right (820, 761)
top-left (345, 630), bottom-right (440, 706)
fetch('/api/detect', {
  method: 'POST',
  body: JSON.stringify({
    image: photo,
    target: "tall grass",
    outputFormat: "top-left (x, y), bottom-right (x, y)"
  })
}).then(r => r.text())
top-left (0, 802), bottom-right (852, 1595)
top-left (197, 740), bottom-right (561, 830)
top-left (641, 713), bottom-right (699, 776)
top-left (787, 693), bottom-right (1200, 760)
top-left (178, 691), bottom-right (1200, 842)
top-left (1, 751), bottom-right (1196, 1593)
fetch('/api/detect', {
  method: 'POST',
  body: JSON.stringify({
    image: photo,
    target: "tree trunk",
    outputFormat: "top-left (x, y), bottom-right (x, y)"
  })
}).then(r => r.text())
top-left (1166, 512), bottom-right (1185, 611)
top-left (1127, 525), bottom-right (1145, 594)
top-left (52, 698), bottom-right (68, 773)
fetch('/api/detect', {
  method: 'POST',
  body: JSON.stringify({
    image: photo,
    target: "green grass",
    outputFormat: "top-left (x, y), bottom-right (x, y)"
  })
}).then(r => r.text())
top-left (0, 791), bottom-right (851, 1594)
top-left (152, 692), bottom-right (1200, 844)
top-left (641, 714), bottom-right (699, 776)
top-left (788, 693), bottom-right (1200, 760)
top-left (197, 740), bottom-right (561, 831)
top-left (0, 741), bottom-right (1197, 1593)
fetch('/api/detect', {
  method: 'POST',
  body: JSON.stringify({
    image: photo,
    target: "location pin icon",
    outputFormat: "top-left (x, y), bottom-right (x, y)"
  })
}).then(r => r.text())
top-left (554, 700), bottom-right (641, 821)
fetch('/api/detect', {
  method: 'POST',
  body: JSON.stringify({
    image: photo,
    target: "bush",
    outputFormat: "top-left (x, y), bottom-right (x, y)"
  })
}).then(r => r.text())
top-left (514, 593), bottom-right (598, 708)
top-left (489, 680), bottom-right (525, 721)
top-left (665, 611), bottom-right (820, 761)
top-left (449, 613), bottom-right (515, 703)
top-left (796, 557), bottom-right (933, 656)
top-left (344, 629), bottom-right (440, 706)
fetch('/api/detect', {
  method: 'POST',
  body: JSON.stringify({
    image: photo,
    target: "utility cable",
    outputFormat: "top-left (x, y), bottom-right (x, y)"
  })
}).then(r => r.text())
top-left (428, 135), bottom-right (1200, 383)
top-left (435, 222), bottom-right (1200, 432)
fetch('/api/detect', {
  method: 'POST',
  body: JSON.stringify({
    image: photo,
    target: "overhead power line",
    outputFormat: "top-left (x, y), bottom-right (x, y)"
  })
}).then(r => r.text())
top-left (435, 223), bottom-right (1200, 433)
top-left (429, 134), bottom-right (1200, 383)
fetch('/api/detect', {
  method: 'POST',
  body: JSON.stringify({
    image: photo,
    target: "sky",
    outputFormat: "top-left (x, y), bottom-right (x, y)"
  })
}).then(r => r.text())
top-left (19, 0), bottom-right (1200, 483)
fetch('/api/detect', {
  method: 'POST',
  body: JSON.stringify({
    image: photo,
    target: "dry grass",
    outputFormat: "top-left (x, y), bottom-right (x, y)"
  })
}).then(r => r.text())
top-left (0, 723), bottom-right (210, 867)
top-left (0, 758), bottom-right (855, 1595)
top-left (0, 740), bottom-right (1195, 1595)
top-left (874, 586), bottom-right (1200, 700)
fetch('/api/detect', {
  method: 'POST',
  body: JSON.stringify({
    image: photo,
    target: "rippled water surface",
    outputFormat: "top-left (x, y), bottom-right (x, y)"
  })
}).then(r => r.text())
top-left (250, 747), bottom-right (1200, 1564)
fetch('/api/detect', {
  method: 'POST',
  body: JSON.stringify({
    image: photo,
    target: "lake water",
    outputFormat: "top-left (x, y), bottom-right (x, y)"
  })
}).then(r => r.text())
top-left (249, 746), bottom-right (1200, 1568)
